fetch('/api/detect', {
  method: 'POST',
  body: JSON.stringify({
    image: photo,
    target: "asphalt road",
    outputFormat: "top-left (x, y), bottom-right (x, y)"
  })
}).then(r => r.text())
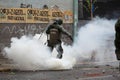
top-left (0, 63), bottom-right (120, 80)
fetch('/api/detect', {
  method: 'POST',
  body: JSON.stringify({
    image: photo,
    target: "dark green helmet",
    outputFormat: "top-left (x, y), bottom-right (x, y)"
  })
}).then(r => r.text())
top-left (54, 19), bottom-right (63, 25)
top-left (57, 19), bottom-right (63, 25)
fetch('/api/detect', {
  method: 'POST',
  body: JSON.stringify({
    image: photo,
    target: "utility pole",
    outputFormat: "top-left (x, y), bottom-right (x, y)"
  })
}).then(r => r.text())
top-left (73, 0), bottom-right (78, 42)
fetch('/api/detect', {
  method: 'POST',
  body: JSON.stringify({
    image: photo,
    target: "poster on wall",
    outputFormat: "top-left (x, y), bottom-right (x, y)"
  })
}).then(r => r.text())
top-left (0, 0), bottom-right (74, 48)
top-left (0, 0), bottom-right (73, 23)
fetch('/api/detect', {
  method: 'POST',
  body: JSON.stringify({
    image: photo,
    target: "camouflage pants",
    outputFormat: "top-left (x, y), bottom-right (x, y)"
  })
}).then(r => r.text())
top-left (47, 43), bottom-right (63, 59)
top-left (115, 48), bottom-right (120, 60)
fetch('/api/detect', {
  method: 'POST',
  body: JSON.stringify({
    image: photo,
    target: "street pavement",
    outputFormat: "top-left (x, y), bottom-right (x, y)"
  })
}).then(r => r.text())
top-left (0, 63), bottom-right (120, 80)
top-left (0, 54), bottom-right (120, 80)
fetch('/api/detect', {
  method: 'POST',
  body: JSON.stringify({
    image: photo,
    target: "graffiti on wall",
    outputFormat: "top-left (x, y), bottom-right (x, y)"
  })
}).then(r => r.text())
top-left (0, 24), bottom-right (47, 37)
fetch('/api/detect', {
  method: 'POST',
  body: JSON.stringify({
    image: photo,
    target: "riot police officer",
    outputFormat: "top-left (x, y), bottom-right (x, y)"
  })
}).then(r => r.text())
top-left (115, 18), bottom-right (120, 60)
top-left (46, 19), bottom-right (73, 59)
top-left (115, 18), bottom-right (120, 71)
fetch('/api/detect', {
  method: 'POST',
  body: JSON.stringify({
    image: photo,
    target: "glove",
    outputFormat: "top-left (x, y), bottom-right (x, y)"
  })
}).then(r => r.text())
top-left (70, 36), bottom-right (73, 42)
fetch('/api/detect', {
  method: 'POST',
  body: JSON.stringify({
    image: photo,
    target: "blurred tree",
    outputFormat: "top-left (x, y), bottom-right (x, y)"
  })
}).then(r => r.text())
top-left (83, 0), bottom-right (98, 19)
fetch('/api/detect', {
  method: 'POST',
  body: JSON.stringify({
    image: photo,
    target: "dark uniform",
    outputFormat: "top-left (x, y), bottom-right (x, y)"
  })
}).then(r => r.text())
top-left (115, 18), bottom-right (120, 60)
top-left (46, 19), bottom-right (73, 59)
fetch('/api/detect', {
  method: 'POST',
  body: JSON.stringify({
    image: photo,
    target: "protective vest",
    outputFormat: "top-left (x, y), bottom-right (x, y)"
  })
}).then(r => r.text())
top-left (48, 28), bottom-right (60, 44)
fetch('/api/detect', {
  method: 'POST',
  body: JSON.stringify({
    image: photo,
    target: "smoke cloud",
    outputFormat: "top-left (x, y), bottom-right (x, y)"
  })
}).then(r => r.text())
top-left (73, 17), bottom-right (117, 64)
top-left (3, 17), bottom-right (117, 70)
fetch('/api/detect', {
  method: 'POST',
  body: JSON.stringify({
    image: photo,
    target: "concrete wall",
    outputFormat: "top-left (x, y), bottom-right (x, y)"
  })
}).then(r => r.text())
top-left (0, 23), bottom-right (73, 51)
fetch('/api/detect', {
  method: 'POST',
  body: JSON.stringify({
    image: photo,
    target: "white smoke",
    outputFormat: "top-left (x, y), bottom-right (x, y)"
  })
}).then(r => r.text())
top-left (4, 34), bottom-right (76, 70)
top-left (3, 17), bottom-right (118, 70)
top-left (73, 17), bottom-right (117, 64)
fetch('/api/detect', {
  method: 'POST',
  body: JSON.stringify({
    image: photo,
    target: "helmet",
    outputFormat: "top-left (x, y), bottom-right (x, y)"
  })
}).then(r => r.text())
top-left (53, 19), bottom-right (63, 25)
top-left (57, 19), bottom-right (63, 25)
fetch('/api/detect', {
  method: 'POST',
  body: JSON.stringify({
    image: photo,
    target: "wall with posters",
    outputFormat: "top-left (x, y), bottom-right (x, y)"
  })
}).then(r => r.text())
top-left (0, 8), bottom-right (73, 23)
top-left (0, 7), bottom-right (73, 50)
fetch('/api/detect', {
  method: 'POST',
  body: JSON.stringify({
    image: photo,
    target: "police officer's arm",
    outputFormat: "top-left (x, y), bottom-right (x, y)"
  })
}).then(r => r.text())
top-left (115, 18), bottom-right (120, 32)
top-left (46, 25), bottom-right (51, 34)
top-left (60, 26), bottom-right (73, 41)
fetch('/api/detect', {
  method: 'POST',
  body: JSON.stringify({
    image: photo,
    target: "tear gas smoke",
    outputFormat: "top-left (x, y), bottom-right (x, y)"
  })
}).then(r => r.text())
top-left (3, 17), bottom-right (117, 70)
top-left (73, 17), bottom-right (117, 65)
top-left (4, 34), bottom-right (76, 70)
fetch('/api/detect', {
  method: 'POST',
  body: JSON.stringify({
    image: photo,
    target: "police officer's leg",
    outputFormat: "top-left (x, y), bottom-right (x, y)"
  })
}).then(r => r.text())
top-left (119, 61), bottom-right (120, 72)
top-left (47, 43), bottom-right (54, 53)
top-left (49, 46), bottom-right (54, 52)
top-left (56, 44), bottom-right (63, 59)
top-left (115, 49), bottom-right (120, 71)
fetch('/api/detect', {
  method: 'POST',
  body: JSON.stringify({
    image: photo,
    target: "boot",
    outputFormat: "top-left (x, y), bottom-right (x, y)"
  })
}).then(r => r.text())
top-left (57, 53), bottom-right (62, 59)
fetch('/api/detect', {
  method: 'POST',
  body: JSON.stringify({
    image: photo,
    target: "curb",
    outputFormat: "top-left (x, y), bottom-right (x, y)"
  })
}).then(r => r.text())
top-left (0, 63), bottom-right (16, 72)
top-left (0, 67), bottom-right (12, 72)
